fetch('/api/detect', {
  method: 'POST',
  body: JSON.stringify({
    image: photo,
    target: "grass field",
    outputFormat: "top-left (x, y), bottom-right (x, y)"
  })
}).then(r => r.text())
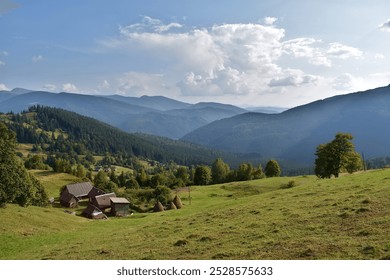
top-left (1, 169), bottom-right (390, 260)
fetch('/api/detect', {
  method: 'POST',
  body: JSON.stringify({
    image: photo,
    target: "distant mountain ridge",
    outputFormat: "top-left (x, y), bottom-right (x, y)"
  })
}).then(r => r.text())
top-left (0, 90), bottom-right (249, 139)
top-left (182, 84), bottom-right (390, 165)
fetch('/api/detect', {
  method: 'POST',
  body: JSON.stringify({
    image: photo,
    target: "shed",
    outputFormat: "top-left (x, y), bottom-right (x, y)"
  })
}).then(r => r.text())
top-left (91, 192), bottom-right (116, 211)
top-left (110, 197), bottom-right (130, 217)
top-left (62, 182), bottom-right (94, 199)
top-left (82, 204), bottom-right (107, 220)
top-left (60, 192), bottom-right (79, 208)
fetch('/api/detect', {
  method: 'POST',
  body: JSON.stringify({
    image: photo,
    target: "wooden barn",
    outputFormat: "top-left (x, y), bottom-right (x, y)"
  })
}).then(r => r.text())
top-left (82, 204), bottom-right (107, 220)
top-left (110, 197), bottom-right (130, 217)
top-left (60, 192), bottom-right (78, 208)
top-left (88, 187), bottom-right (106, 202)
top-left (91, 192), bottom-right (116, 211)
top-left (62, 182), bottom-right (94, 200)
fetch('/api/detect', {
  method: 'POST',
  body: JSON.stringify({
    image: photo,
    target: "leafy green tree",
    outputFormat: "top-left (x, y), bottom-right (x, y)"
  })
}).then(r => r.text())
top-left (252, 164), bottom-right (265, 179)
top-left (153, 185), bottom-right (172, 205)
top-left (93, 170), bottom-right (109, 189)
top-left (315, 133), bottom-right (362, 178)
top-left (0, 122), bottom-right (48, 207)
top-left (76, 164), bottom-right (86, 178)
top-left (237, 162), bottom-right (253, 181)
top-left (194, 166), bottom-right (212, 185)
top-left (265, 159), bottom-right (281, 177)
top-left (136, 168), bottom-right (150, 188)
top-left (211, 158), bottom-right (230, 184)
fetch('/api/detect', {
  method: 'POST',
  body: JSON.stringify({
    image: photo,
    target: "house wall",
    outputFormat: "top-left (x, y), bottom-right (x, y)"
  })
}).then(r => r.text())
top-left (112, 203), bottom-right (129, 216)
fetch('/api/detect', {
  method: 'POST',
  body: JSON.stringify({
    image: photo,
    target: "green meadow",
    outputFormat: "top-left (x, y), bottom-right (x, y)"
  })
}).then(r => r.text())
top-left (1, 169), bottom-right (390, 260)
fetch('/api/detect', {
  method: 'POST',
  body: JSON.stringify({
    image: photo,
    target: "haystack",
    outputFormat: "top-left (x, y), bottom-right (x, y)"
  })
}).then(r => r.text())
top-left (153, 201), bottom-right (165, 212)
top-left (168, 201), bottom-right (177, 210)
top-left (173, 195), bottom-right (183, 209)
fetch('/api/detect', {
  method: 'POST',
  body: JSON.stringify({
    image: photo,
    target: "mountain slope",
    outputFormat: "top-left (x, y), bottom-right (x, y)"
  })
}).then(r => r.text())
top-left (106, 95), bottom-right (191, 111)
top-left (2, 106), bottom-right (241, 166)
top-left (0, 90), bottom-right (248, 139)
top-left (0, 91), bottom-right (156, 126)
top-left (182, 85), bottom-right (390, 164)
top-left (119, 103), bottom-right (248, 139)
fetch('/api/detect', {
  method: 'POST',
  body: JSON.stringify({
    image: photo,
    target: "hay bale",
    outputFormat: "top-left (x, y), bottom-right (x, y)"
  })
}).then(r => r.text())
top-left (169, 201), bottom-right (177, 210)
top-left (153, 201), bottom-right (165, 212)
top-left (173, 195), bottom-right (183, 209)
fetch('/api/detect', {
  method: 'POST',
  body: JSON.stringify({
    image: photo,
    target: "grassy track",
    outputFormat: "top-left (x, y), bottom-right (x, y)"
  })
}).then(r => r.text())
top-left (1, 170), bottom-right (389, 260)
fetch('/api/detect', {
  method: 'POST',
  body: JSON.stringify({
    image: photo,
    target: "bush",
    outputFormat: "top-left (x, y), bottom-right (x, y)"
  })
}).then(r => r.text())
top-left (281, 180), bottom-right (296, 189)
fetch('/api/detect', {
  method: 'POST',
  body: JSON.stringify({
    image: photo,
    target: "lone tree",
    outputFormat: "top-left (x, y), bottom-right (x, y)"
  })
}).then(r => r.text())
top-left (265, 159), bottom-right (281, 177)
top-left (314, 133), bottom-right (362, 179)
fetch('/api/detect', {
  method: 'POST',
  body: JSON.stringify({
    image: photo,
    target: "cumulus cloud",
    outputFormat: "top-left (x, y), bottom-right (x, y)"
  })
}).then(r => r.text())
top-left (269, 69), bottom-right (319, 87)
top-left (263, 17), bottom-right (278, 25)
top-left (0, 83), bottom-right (9, 91)
top-left (379, 19), bottom-right (390, 32)
top-left (62, 83), bottom-right (79, 92)
top-left (32, 55), bottom-right (43, 63)
top-left (100, 16), bottom-right (367, 105)
top-left (374, 53), bottom-right (385, 59)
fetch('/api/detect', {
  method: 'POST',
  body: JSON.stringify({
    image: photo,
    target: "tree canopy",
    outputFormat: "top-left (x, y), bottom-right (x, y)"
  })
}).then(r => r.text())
top-left (0, 122), bottom-right (48, 207)
top-left (314, 133), bottom-right (362, 179)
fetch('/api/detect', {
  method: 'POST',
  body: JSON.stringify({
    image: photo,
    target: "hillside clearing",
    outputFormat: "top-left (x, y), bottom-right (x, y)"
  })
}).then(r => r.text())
top-left (1, 169), bottom-right (390, 260)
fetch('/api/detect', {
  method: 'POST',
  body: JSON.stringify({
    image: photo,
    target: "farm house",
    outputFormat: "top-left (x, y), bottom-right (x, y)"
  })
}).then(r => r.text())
top-left (91, 192), bottom-right (116, 211)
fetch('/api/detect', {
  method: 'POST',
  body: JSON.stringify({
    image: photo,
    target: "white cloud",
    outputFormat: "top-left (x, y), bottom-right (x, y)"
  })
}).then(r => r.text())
top-left (99, 17), bottom-right (371, 106)
top-left (379, 19), bottom-right (390, 32)
top-left (263, 17), bottom-right (278, 25)
top-left (62, 83), bottom-right (79, 92)
top-left (0, 83), bottom-right (9, 91)
top-left (282, 38), bottom-right (332, 67)
top-left (326, 43), bottom-right (363, 59)
top-left (98, 80), bottom-right (111, 90)
top-left (1, 51), bottom-right (8, 56)
top-left (32, 55), bottom-right (43, 63)
top-left (120, 16), bottom-right (183, 34)
top-left (0, 60), bottom-right (5, 66)
top-left (117, 72), bottom-right (178, 97)
top-left (43, 84), bottom-right (57, 91)
top-left (374, 53), bottom-right (385, 59)
top-left (269, 69), bottom-right (319, 87)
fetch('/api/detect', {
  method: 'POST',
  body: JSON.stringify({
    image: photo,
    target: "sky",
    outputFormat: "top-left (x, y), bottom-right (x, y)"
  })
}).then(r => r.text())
top-left (1, 0), bottom-right (390, 107)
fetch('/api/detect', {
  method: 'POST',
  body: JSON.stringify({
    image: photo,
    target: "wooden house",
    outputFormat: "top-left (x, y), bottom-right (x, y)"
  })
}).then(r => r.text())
top-left (60, 192), bottom-right (78, 208)
top-left (82, 204), bottom-right (107, 220)
top-left (91, 192), bottom-right (116, 211)
top-left (110, 197), bottom-right (130, 217)
top-left (88, 187), bottom-right (105, 202)
top-left (61, 182), bottom-right (94, 200)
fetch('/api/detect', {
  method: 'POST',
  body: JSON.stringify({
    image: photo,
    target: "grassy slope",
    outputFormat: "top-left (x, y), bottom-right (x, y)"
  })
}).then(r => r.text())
top-left (1, 170), bottom-right (390, 260)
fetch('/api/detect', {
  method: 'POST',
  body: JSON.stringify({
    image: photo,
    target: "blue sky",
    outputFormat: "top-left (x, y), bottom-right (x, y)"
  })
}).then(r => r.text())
top-left (1, 0), bottom-right (390, 107)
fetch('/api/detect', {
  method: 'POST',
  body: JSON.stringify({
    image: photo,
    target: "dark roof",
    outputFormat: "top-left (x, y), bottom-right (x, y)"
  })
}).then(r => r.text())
top-left (92, 193), bottom-right (116, 209)
top-left (60, 192), bottom-right (78, 203)
top-left (88, 187), bottom-right (105, 198)
top-left (110, 197), bottom-right (130, 204)
top-left (82, 204), bottom-right (103, 216)
top-left (64, 182), bottom-right (94, 198)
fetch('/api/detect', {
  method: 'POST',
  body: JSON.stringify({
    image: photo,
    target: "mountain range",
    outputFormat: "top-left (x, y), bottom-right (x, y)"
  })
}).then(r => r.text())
top-left (182, 84), bottom-right (390, 164)
top-left (0, 89), bottom-right (259, 139)
top-left (1, 85), bottom-right (390, 168)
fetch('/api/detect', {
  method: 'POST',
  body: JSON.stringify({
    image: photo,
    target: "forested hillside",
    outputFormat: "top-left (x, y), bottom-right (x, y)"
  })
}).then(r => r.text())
top-left (1, 106), bottom-right (239, 167)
